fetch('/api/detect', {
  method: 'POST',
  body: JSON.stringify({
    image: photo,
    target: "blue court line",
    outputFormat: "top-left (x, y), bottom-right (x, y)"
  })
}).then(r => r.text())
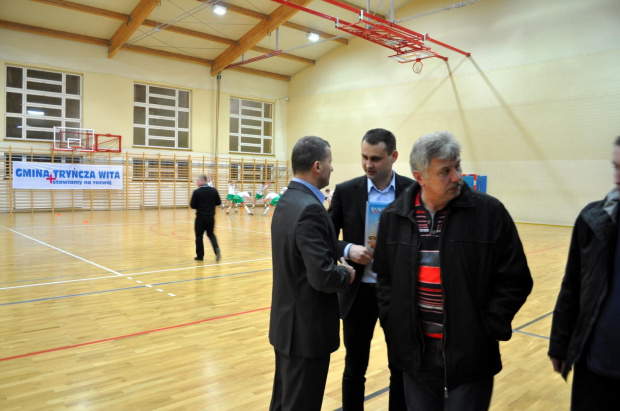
top-left (513, 330), bottom-right (550, 340)
top-left (0, 272), bottom-right (102, 286)
top-left (0, 263), bottom-right (214, 286)
top-left (0, 285), bottom-right (144, 306)
top-left (0, 269), bottom-right (272, 307)
top-left (513, 311), bottom-right (553, 331)
top-left (151, 268), bottom-right (271, 286)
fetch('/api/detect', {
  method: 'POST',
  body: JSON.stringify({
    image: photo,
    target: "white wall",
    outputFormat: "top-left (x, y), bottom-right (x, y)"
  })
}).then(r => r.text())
top-left (286, 0), bottom-right (620, 225)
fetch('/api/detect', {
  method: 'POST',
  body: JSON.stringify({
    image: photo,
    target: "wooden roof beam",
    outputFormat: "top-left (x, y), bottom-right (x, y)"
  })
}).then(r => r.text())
top-left (0, 19), bottom-right (290, 81)
top-left (30, 0), bottom-right (127, 20)
top-left (0, 19), bottom-right (107, 47)
top-left (108, 0), bottom-right (160, 58)
top-left (210, 0), bottom-right (315, 75)
top-left (31, 0), bottom-right (314, 65)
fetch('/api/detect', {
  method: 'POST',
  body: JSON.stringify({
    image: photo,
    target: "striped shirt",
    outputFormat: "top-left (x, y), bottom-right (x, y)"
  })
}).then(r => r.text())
top-left (415, 192), bottom-right (448, 339)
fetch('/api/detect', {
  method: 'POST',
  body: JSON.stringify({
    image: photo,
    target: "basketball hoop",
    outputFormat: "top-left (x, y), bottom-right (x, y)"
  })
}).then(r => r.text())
top-left (53, 126), bottom-right (95, 152)
top-left (412, 59), bottom-right (423, 74)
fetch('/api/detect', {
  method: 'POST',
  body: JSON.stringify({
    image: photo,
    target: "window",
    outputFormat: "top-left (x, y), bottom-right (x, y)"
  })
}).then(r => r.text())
top-left (229, 97), bottom-right (273, 155)
top-left (131, 158), bottom-right (189, 181)
top-left (5, 66), bottom-right (83, 141)
top-left (133, 84), bottom-right (190, 149)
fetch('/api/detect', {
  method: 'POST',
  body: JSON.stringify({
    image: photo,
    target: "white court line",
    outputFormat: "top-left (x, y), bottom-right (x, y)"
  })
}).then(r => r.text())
top-left (123, 258), bottom-right (271, 276)
top-left (0, 258), bottom-right (271, 290)
top-left (0, 224), bottom-right (124, 278)
top-left (1, 220), bottom-right (270, 235)
top-left (2, 220), bottom-right (196, 231)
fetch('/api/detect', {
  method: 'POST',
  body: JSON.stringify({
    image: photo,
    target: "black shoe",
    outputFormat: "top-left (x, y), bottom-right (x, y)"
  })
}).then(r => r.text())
top-left (215, 249), bottom-right (222, 262)
top-left (194, 257), bottom-right (203, 261)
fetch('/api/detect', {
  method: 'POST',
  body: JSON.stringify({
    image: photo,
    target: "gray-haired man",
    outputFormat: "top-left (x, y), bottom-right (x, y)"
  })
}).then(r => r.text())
top-left (373, 131), bottom-right (533, 410)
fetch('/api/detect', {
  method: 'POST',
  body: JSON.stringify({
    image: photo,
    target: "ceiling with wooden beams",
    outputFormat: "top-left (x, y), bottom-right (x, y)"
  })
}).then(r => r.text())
top-left (0, 0), bottom-right (418, 81)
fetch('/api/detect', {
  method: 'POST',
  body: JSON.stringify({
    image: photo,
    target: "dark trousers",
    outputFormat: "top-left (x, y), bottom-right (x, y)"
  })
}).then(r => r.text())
top-left (342, 282), bottom-right (406, 410)
top-left (269, 349), bottom-right (330, 411)
top-left (403, 337), bottom-right (493, 411)
top-left (194, 214), bottom-right (219, 259)
top-left (572, 358), bottom-right (620, 410)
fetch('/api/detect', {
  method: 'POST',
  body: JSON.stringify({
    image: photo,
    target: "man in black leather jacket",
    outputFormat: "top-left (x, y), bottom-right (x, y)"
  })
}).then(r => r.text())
top-left (373, 131), bottom-right (533, 410)
top-left (549, 136), bottom-right (620, 410)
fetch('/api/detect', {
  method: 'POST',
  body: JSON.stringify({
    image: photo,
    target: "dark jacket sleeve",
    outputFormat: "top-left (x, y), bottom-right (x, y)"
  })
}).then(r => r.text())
top-left (327, 184), bottom-right (347, 258)
top-left (482, 204), bottom-right (533, 341)
top-left (190, 190), bottom-right (198, 209)
top-left (374, 209), bottom-right (392, 321)
top-left (297, 202), bottom-right (350, 293)
top-left (213, 188), bottom-right (222, 206)
top-left (548, 216), bottom-right (584, 361)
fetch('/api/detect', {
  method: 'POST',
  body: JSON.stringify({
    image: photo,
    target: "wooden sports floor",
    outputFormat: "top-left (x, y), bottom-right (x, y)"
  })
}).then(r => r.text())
top-left (0, 208), bottom-right (573, 410)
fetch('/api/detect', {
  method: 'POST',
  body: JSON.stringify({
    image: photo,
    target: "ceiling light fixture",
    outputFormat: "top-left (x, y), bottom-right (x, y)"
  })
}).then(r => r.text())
top-left (307, 32), bottom-right (319, 42)
top-left (27, 109), bottom-right (44, 116)
top-left (212, 4), bottom-right (227, 15)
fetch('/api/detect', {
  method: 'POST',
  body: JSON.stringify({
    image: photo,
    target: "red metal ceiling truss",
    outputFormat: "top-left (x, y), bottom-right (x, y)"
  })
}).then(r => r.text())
top-left (225, 0), bottom-right (470, 70)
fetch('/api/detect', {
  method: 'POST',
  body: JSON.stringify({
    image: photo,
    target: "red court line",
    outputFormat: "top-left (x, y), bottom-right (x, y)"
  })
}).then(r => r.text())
top-left (525, 244), bottom-right (567, 255)
top-left (0, 306), bottom-right (271, 362)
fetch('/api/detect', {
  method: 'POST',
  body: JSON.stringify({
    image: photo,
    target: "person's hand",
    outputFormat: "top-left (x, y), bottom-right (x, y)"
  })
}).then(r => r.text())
top-left (348, 244), bottom-right (373, 265)
top-left (550, 357), bottom-right (566, 375)
top-left (341, 258), bottom-right (356, 284)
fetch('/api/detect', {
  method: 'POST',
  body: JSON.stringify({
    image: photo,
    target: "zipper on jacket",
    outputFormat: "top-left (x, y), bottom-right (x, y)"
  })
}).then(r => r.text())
top-left (439, 210), bottom-right (449, 399)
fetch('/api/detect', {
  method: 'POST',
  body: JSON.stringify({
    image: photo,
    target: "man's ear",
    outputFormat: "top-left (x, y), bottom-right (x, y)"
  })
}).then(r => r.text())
top-left (391, 150), bottom-right (398, 163)
top-left (413, 170), bottom-right (422, 184)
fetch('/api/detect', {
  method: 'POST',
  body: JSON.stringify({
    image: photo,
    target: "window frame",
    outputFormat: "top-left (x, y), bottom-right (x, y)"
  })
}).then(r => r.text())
top-left (4, 65), bottom-right (83, 142)
top-left (229, 97), bottom-right (274, 155)
top-left (133, 83), bottom-right (191, 150)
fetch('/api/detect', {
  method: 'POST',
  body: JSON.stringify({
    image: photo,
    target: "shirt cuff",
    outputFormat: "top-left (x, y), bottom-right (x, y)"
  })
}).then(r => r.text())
top-left (344, 243), bottom-right (353, 260)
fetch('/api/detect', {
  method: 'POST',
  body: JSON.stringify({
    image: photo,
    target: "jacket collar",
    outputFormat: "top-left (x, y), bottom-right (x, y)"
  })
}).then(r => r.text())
top-left (392, 181), bottom-right (475, 218)
top-left (354, 173), bottom-right (410, 220)
top-left (602, 189), bottom-right (618, 224)
top-left (582, 189), bottom-right (618, 240)
top-left (288, 180), bottom-right (323, 205)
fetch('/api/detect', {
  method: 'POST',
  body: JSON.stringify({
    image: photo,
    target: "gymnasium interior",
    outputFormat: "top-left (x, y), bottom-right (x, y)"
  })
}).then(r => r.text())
top-left (1, 0), bottom-right (619, 409)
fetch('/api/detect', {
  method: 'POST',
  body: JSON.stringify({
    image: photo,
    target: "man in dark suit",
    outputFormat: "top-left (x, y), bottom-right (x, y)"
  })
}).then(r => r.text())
top-left (190, 174), bottom-right (222, 262)
top-left (329, 128), bottom-right (413, 410)
top-left (269, 135), bottom-right (356, 411)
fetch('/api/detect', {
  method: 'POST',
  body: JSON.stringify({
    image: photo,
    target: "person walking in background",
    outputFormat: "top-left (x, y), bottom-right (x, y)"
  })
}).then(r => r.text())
top-left (549, 136), bottom-right (620, 410)
top-left (190, 174), bottom-right (222, 262)
top-left (328, 128), bottom-right (413, 410)
top-left (373, 131), bottom-right (532, 410)
top-left (269, 136), bottom-right (355, 411)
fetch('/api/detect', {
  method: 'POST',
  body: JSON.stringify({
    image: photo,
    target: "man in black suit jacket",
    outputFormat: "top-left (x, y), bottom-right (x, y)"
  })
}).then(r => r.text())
top-left (329, 128), bottom-right (414, 410)
top-left (190, 174), bottom-right (222, 262)
top-left (269, 136), bottom-right (355, 411)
